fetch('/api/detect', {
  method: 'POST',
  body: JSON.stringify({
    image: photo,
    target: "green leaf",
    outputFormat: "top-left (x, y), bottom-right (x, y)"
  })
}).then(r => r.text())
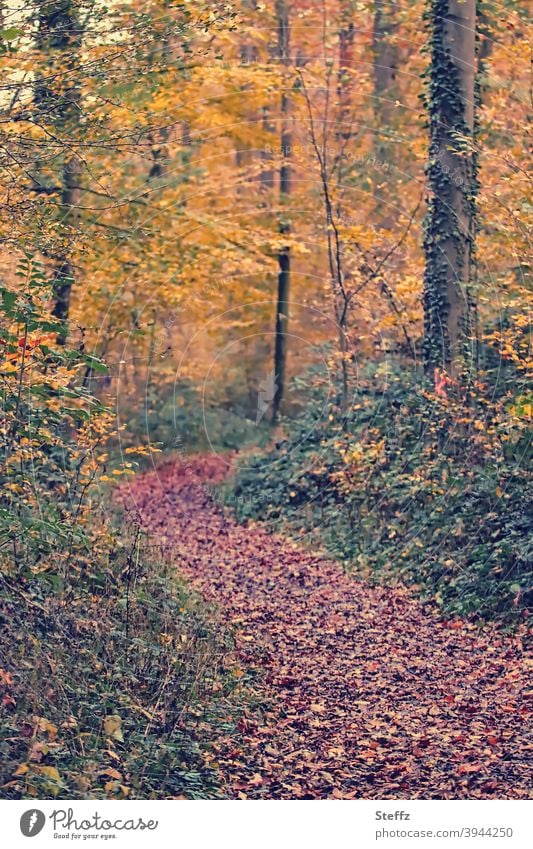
top-left (1, 288), bottom-right (17, 313)
top-left (0, 28), bottom-right (22, 42)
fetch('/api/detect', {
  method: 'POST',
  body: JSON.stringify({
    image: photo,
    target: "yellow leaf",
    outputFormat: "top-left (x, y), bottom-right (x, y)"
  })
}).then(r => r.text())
top-left (13, 763), bottom-right (28, 776)
top-left (40, 765), bottom-right (60, 782)
top-left (37, 717), bottom-right (58, 740)
top-left (104, 714), bottom-right (124, 742)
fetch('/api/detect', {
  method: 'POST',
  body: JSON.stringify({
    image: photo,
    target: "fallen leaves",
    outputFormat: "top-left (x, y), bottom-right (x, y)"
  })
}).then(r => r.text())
top-left (458, 763), bottom-right (483, 775)
top-left (118, 456), bottom-right (532, 800)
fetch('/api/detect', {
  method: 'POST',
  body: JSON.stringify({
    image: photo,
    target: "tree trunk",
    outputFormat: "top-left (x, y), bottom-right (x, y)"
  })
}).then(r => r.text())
top-left (147, 128), bottom-right (169, 180)
top-left (336, 2), bottom-right (356, 413)
top-left (52, 151), bottom-right (80, 334)
top-left (372, 0), bottom-right (399, 138)
top-left (423, 0), bottom-right (477, 380)
top-left (260, 106), bottom-right (275, 190)
top-left (337, 4), bottom-right (356, 142)
top-left (36, 1), bottom-right (82, 343)
top-left (272, 0), bottom-right (291, 424)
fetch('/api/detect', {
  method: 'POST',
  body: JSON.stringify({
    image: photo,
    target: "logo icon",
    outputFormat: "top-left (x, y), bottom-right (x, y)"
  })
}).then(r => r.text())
top-left (20, 810), bottom-right (46, 838)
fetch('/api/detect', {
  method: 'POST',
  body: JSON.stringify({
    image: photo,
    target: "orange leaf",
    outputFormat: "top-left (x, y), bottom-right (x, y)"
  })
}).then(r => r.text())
top-left (458, 763), bottom-right (482, 774)
top-left (100, 767), bottom-right (122, 780)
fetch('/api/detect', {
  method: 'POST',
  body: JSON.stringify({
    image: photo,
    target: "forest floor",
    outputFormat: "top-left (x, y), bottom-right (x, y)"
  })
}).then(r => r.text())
top-left (120, 455), bottom-right (531, 800)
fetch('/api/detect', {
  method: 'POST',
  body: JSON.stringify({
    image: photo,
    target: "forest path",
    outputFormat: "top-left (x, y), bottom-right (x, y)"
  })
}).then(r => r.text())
top-left (120, 455), bottom-right (530, 800)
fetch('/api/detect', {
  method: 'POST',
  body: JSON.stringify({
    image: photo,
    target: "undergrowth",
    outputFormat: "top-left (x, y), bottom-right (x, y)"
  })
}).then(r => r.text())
top-left (127, 379), bottom-right (272, 454)
top-left (224, 363), bottom-right (532, 624)
top-left (0, 520), bottom-right (248, 799)
top-left (0, 263), bottom-right (249, 799)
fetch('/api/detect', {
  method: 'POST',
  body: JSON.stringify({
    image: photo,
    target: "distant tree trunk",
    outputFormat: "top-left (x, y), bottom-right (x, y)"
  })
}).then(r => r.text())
top-left (235, 1), bottom-right (259, 181)
top-left (335, 2), bottom-right (356, 411)
top-left (147, 33), bottom-right (171, 180)
top-left (147, 128), bottom-right (169, 180)
top-left (272, 0), bottom-right (291, 424)
top-left (36, 1), bottom-right (82, 343)
top-left (337, 4), bottom-right (356, 143)
top-left (423, 0), bottom-right (477, 380)
top-left (372, 0), bottom-right (399, 226)
top-left (52, 153), bottom-right (80, 335)
top-left (260, 106), bottom-right (275, 190)
top-left (372, 0), bottom-right (399, 142)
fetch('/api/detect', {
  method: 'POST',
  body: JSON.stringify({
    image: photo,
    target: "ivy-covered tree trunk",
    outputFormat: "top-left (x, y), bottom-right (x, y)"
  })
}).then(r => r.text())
top-left (35, 1), bottom-right (82, 342)
top-left (272, 0), bottom-right (291, 424)
top-left (423, 0), bottom-right (477, 379)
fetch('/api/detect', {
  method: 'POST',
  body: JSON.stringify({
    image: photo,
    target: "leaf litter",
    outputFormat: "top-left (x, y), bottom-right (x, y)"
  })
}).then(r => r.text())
top-left (118, 456), bottom-right (531, 800)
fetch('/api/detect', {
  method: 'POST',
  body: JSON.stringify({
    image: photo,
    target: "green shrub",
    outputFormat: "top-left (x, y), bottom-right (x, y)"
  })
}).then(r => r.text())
top-left (0, 257), bottom-right (251, 801)
top-left (224, 363), bottom-right (532, 623)
top-left (0, 522), bottom-right (247, 799)
top-left (127, 379), bottom-right (272, 454)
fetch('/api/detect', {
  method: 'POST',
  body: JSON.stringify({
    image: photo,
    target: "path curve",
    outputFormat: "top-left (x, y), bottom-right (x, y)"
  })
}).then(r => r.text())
top-left (119, 456), bottom-right (530, 800)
